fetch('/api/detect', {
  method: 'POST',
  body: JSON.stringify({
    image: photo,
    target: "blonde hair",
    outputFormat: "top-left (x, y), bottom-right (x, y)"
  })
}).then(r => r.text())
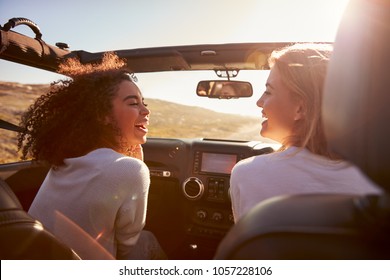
top-left (269, 43), bottom-right (337, 158)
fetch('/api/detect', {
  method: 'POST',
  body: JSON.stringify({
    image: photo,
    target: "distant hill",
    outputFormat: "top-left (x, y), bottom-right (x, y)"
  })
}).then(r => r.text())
top-left (146, 98), bottom-right (260, 139)
top-left (0, 82), bottom-right (261, 163)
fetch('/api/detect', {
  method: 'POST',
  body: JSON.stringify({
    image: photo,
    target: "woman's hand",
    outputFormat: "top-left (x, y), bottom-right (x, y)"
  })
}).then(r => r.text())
top-left (128, 144), bottom-right (144, 161)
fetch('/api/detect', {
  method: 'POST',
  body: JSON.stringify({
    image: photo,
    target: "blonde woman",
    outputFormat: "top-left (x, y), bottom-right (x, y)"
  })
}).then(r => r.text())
top-left (229, 43), bottom-right (381, 222)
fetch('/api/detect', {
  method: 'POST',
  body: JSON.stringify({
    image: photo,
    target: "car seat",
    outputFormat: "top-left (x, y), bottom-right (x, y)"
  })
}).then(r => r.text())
top-left (0, 179), bottom-right (80, 259)
top-left (214, 0), bottom-right (390, 259)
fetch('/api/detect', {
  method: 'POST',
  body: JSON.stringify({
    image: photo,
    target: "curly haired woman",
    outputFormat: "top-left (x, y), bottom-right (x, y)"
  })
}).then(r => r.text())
top-left (18, 53), bottom-right (166, 259)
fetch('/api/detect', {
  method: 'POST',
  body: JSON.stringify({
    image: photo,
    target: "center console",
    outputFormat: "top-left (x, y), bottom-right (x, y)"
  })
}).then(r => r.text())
top-left (182, 148), bottom-right (248, 238)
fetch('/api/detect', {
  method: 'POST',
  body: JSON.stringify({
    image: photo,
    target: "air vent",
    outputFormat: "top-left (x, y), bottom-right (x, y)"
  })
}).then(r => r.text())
top-left (182, 177), bottom-right (204, 200)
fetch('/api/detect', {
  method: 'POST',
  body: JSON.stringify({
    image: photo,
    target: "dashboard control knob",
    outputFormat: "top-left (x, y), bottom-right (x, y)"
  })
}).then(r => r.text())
top-left (212, 212), bottom-right (223, 222)
top-left (196, 210), bottom-right (207, 220)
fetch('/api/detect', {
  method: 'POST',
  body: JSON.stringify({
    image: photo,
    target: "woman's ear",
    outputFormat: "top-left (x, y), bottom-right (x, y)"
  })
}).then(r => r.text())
top-left (294, 101), bottom-right (305, 121)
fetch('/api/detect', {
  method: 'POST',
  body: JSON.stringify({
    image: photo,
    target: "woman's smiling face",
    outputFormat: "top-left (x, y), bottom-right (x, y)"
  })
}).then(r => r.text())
top-left (109, 80), bottom-right (150, 149)
top-left (256, 66), bottom-right (302, 145)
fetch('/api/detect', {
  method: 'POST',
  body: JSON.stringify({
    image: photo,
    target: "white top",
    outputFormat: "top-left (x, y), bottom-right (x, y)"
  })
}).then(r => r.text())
top-left (28, 148), bottom-right (150, 259)
top-left (230, 147), bottom-right (382, 222)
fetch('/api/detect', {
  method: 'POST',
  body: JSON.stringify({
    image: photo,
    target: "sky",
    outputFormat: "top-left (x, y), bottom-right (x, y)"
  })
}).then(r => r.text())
top-left (0, 0), bottom-right (351, 116)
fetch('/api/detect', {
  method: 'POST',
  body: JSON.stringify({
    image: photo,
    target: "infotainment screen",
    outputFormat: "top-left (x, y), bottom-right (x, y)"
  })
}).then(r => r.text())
top-left (200, 152), bottom-right (237, 174)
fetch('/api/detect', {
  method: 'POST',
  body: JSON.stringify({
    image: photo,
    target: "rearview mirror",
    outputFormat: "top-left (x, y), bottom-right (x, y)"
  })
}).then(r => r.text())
top-left (196, 80), bottom-right (253, 99)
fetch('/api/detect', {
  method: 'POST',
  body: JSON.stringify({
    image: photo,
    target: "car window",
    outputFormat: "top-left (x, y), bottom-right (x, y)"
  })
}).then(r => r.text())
top-left (137, 70), bottom-right (272, 141)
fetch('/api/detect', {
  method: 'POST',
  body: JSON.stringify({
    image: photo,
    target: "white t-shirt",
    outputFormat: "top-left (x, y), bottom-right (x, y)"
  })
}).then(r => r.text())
top-left (230, 147), bottom-right (382, 222)
top-left (28, 148), bottom-right (150, 259)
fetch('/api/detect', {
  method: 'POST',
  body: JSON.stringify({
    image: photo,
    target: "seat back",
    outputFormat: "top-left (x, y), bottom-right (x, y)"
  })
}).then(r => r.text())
top-left (215, 193), bottom-right (389, 259)
top-left (322, 0), bottom-right (390, 190)
top-left (215, 0), bottom-right (390, 259)
top-left (0, 179), bottom-right (80, 259)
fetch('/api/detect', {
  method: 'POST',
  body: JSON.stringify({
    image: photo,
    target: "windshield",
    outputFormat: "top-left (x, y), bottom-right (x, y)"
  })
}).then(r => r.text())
top-left (136, 70), bottom-right (270, 141)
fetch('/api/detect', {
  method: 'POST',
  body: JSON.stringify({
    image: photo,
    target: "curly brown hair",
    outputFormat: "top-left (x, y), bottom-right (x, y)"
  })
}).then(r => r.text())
top-left (17, 52), bottom-right (133, 166)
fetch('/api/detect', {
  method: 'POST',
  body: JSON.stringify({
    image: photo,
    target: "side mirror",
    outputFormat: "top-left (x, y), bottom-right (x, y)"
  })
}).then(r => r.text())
top-left (196, 80), bottom-right (253, 99)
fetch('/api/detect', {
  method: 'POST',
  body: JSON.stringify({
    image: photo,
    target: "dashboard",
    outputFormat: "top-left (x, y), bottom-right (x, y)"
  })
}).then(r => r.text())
top-left (142, 137), bottom-right (276, 259)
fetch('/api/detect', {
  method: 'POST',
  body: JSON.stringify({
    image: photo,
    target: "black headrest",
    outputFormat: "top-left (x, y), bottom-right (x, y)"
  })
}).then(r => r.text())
top-left (323, 0), bottom-right (390, 191)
